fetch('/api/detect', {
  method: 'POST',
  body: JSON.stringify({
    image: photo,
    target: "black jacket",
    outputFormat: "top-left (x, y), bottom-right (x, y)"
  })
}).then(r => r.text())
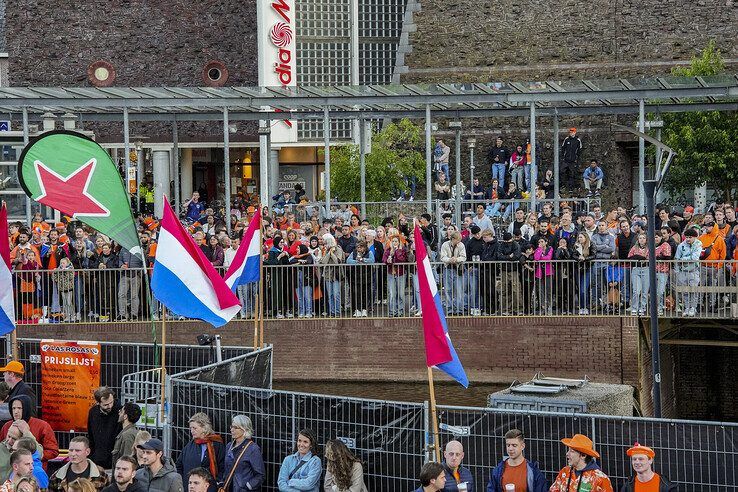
top-left (87, 400), bottom-right (123, 468)
top-left (494, 241), bottom-right (520, 262)
top-left (488, 146), bottom-right (510, 167)
top-left (101, 479), bottom-right (147, 492)
top-left (9, 380), bottom-right (37, 417)
top-left (561, 135), bottom-right (582, 163)
top-left (421, 224), bottom-right (439, 252)
top-left (465, 237), bottom-right (485, 261)
top-left (620, 474), bottom-right (677, 492)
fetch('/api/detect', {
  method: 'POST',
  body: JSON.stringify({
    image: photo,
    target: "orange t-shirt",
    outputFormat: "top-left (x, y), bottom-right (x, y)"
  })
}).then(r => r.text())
top-left (634, 474), bottom-right (661, 492)
top-left (501, 459), bottom-right (528, 492)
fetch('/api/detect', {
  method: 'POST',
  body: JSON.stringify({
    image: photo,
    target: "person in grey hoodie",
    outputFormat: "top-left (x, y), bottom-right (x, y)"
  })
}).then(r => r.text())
top-left (590, 221), bottom-right (615, 311)
top-left (135, 439), bottom-right (183, 492)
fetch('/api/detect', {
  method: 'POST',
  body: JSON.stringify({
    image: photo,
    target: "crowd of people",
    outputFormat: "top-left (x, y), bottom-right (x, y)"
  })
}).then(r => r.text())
top-left (0, 362), bottom-right (676, 492)
top-left (0, 362), bottom-right (677, 492)
top-left (6, 186), bottom-right (738, 321)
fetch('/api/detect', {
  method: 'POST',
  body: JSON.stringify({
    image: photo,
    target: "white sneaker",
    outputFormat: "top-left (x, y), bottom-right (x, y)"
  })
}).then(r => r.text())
top-left (414, 311), bottom-right (422, 317)
top-left (353, 310), bottom-right (361, 317)
top-left (276, 313), bottom-right (284, 319)
top-left (304, 313), bottom-right (313, 318)
top-left (579, 308), bottom-right (589, 315)
top-left (298, 314), bottom-right (305, 318)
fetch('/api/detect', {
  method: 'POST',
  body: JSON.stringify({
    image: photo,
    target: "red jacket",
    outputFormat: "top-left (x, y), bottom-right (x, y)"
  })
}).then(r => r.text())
top-left (0, 395), bottom-right (59, 465)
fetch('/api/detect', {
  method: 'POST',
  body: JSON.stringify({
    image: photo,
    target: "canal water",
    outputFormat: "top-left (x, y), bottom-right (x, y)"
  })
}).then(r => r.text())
top-left (274, 380), bottom-right (508, 407)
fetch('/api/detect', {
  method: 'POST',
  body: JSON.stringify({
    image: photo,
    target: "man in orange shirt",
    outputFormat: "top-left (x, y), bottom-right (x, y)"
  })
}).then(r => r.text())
top-left (698, 220), bottom-right (727, 312)
top-left (486, 429), bottom-right (548, 491)
top-left (549, 434), bottom-right (612, 492)
top-left (620, 443), bottom-right (677, 491)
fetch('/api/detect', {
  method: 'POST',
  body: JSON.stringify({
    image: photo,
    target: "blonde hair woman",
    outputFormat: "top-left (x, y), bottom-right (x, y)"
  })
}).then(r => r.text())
top-left (176, 413), bottom-right (224, 492)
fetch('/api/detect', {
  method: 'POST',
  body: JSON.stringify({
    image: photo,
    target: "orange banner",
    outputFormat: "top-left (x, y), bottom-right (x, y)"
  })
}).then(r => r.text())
top-left (40, 340), bottom-right (101, 432)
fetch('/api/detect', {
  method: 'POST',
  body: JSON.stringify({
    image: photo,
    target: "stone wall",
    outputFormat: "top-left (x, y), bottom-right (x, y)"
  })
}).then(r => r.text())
top-left (402, 0), bottom-right (738, 83)
top-left (401, 0), bottom-right (738, 207)
top-left (5, 0), bottom-right (259, 140)
top-left (16, 315), bottom-right (639, 386)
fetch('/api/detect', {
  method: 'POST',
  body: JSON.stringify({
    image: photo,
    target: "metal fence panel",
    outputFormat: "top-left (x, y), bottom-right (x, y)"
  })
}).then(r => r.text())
top-left (1, 339), bottom-right (253, 448)
top-left (168, 379), bottom-right (426, 492)
top-left (437, 405), bottom-right (738, 491)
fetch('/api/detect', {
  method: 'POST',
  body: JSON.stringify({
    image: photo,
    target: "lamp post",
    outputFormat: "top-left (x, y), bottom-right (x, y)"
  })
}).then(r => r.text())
top-left (449, 121), bottom-right (462, 224)
top-left (612, 123), bottom-right (675, 418)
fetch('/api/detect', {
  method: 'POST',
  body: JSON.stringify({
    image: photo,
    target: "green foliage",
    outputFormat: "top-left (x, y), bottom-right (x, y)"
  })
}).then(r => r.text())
top-left (662, 41), bottom-right (738, 201)
top-left (328, 119), bottom-right (426, 202)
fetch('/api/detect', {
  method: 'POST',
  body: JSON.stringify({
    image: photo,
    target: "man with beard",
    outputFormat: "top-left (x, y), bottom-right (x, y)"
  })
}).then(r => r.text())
top-left (111, 403), bottom-right (142, 467)
top-left (102, 456), bottom-right (145, 492)
top-left (87, 387), bottom-right (122, 469)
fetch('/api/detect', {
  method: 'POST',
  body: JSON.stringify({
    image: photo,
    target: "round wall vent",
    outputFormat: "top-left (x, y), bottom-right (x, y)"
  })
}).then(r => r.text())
top-left (87, 60), bottom-right (116, 87)
top-left (202, 61), bottom-right (229, 87)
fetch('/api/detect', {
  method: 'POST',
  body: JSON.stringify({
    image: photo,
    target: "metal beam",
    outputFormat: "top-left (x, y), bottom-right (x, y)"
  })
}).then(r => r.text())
top-left (660, 339), bottom-right (738, 348)
top-left (173, 115), bottom-right (180, 215)
top-left (359, 118), bottom-right (366, 218)
top-left (425, 105), bottom-right (432, 212)
top-left (553, 111), bottom-right (560, 214)
top-left (638, 100), bottom-right (645, 214)
top-left (529, 104), bottom-right (537, 212)
top-left (0, 84), bottom-right (732, 110)
top-left (323, 107), bottom-right (331, 213)
top-left (223, 107), bottom-right (231, 234)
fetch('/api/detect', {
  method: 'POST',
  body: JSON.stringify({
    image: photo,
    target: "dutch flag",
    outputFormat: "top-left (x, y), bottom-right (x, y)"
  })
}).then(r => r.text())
top-left (414, 223), bottom-right (468, 388)
top-left (0, 203), bottom-right (15, 335)
top-left (224, 212), bottom-right (261, 291)
top-left (151, 198), bottom-right (240, 327)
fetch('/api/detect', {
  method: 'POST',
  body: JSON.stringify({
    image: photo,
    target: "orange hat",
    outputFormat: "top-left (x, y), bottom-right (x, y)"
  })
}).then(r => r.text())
top-left (0, 361), bottom-right (25, 374)
top-left (247, 206), bottom-right (256, 214)
top-left (147, 221), bottom-right (160, 231)
top-left (626, 442), bottom-right (655, 459)
top-left (561, 434), bottom-right (600, 458)
top-left (569, 127), bottom-right (577, 132)
top-left (143, 217), bottom-right (154, 225)
top-left (55, 222), bottom-right (65, 229)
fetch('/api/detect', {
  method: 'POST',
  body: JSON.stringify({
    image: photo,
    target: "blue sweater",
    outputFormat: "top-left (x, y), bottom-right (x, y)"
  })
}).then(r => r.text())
top-left (224, 439), bottom-right (265, 492)
top-left (277, 451), bottom-right (321, 492)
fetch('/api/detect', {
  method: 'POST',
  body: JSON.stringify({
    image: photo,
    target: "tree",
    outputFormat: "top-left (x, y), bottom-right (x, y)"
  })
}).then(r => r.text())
top-left (661, 41), bottom-right (738, 201)
top-left (328, 118), bottom-right (426, 202)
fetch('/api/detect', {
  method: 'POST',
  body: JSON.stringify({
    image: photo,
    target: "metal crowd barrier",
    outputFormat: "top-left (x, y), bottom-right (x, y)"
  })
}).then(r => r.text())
top-left (282, 197), bottom-right (598, 226)
top-left (166, 378), bottom-right (427, 492)
top-left (9, 259), bottom-right (738, 323)
top-left (159, 379), bottom-right (736, 491)
top-left (437, 405), bottom-right (738, 491)
top-left (1, 339), bottom-right (253, 448)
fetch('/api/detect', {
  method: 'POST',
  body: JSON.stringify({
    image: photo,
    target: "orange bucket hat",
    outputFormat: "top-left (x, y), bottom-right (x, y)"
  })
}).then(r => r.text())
top-left (561, 433), bottom-right (600, 458)
top-left (626, 442), bottom-right (655, 459)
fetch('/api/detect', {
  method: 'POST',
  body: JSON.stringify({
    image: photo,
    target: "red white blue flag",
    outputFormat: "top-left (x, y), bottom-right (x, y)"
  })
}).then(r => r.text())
top-left (0, 203), bottom-right (15, 335)
top-left (224, 212), bottom-right (261, 291)
top-left (413, 224), bottom-right (468, 387)
top-left (151, 198), bottom-right (240, 327)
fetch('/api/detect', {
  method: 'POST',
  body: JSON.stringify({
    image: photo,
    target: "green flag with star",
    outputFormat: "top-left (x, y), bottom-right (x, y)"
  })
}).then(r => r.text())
top-left (18, 130), bottom-right (140, 253)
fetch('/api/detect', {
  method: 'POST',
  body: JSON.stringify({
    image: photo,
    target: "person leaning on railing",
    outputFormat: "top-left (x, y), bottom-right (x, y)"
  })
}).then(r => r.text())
top-left (698, 220), bottom-right (727, 312)
top-left (440, 232), bottom-right (467, 316)
top-left (319, 234), bottom-right (345, 318)
top-left (653, 234), bottom-right (672, 316)
top-left (674, 228), bottom-right (703, 317)
top-left (383, 234), bottom-right (410, 318)
top-left (494, 232), bottom-right (521, 316)
top-left (265, 235), bottom-right (293, 319)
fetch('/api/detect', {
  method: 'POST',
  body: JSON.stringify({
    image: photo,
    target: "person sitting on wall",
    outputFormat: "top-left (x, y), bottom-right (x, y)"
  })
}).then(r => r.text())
top-left (583, 160), bottom-right (604, 197)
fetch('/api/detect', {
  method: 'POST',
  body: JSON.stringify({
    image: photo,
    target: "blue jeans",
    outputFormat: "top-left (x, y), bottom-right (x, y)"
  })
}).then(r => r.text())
top-left (511, 167), bottom-right (525, 191)
top-left (324, 279), bottom-right (341, 316)
top-left (524, 164), bottom-right (532, 191)
top-left (443, 268), bottom-right (464, 314)
top-left (502, 202), bottom-right (519, 221)
top-left (492, 163), bottom-right (506, 189)
top-left (592, 261), bottom-right (608, 307)
top-left (656, 272), bottom-right (668, 311)
top-left (678, 270), bottom-right (699, 311)
top-left (631, 266), bottom-right (649, 312)
top-left (464, 267), bottom-right (479, 311)
top-left (485, 202), bottom-right (502, 217)
top-left (437, 164), bottom-right (449, 180)
top-left (387, 274), bottom-right (406, 316)
top-left (237, 282), bottom-right (258, 317)
top-left (297, 271), bottom-right (313, 316)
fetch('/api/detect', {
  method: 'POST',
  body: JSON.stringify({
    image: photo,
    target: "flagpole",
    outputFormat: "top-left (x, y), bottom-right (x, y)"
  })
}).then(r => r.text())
top-left (427, 366), bottom-right (441, 462)
top-left (160, 305), bottom-right (167, 423)
top-left (258, 206), bottom-right (265, 347)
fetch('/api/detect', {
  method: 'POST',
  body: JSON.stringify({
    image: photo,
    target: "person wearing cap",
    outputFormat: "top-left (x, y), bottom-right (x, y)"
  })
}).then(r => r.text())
top-left (560, 128), bottom-right (582, 193)
top-left (550, 434), bottom-right (613, 492)
top-left (620, 443), bottom-right (677, 492)
top-left (135, 439), bottom-right (184, 492)
top-left (0, 394), bottom-right (58, 467)
top-left (698, 219), bottom-right (727, 312)
top-left (0, 362), bottom-right (36, 415)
